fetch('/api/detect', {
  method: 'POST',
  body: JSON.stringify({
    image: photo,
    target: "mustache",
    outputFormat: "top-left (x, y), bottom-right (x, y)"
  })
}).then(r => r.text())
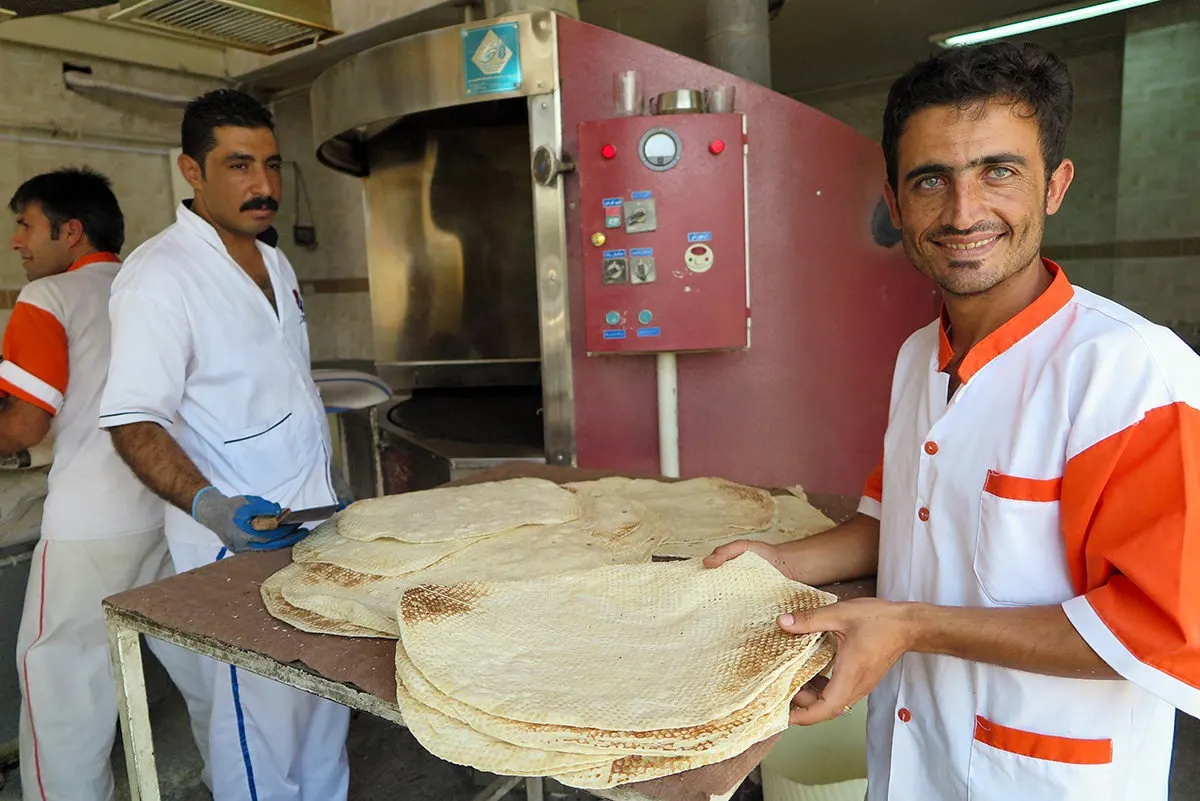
top-left (925, 222), bottom-right (1005, 242)
top-left (240, 196), bottom-right (279, 212)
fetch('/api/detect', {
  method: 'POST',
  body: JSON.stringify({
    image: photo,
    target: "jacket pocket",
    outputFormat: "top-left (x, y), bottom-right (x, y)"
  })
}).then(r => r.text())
top-left (968, 716), bottom-right (1115, 801)
top-left (973, 470), bottom-right (1074, 606)
top-left (219, 411), bottom-right (304, 496)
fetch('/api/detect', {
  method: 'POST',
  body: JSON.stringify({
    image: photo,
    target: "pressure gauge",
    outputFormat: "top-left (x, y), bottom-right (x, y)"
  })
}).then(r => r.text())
top-left (638, 128), bottom-right (682, 172)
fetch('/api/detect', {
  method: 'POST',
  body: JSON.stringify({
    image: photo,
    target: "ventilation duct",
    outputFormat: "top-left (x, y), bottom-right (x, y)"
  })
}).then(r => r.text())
top-left (108, 0), bottom-right (339, 55)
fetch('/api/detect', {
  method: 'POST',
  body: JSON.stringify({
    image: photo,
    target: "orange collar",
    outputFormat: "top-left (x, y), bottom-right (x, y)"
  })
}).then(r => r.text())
top-left (67, 252), bottom-right (120, 272)
top-left (937, 259), bottom-right (1073, 384)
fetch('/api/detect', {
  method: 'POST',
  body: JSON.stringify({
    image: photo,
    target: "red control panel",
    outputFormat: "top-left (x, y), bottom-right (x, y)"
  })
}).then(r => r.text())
top-left (577, 113), bottom-right (749, 355)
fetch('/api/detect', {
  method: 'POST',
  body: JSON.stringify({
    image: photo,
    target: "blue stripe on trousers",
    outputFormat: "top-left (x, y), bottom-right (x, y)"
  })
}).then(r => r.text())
top-left (216, 547), bottom-right (259, 801)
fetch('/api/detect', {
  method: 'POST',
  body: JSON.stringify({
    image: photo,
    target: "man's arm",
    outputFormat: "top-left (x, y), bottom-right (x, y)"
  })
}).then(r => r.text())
top-left (108, 422), bottom-right (209, 513)
top-left (780, 598), bottom-right (1117, 726)
top-left (0, 395), bottom-right (50, 455)
top-left (705, 513), bottom-right (880, 586)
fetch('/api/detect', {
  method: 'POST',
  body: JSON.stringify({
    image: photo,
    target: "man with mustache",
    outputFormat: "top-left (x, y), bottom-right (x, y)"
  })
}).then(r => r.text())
top-left (709, 42), bottom-right (1200, 800)
top-left (99, 89), bottom-right (351, 800)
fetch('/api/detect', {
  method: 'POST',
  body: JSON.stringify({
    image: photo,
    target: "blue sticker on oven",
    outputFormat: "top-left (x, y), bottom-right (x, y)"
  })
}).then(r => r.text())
top-left (636, 327), bottom-right (661, 338)
top-left (631, 191), bottom-right (653, 200)
top-left (603, 330), bottom-right (627, 340)
top-left (462, 22), bottom-right (522, 96)
top-left (602, 198), bottom-right (623, 208)
top-left (630, 248), bottom-right (653, 257)
top-left (688, 232), bottom-right (713, 243)
top-left (603, 249), bottom-right (628, 259)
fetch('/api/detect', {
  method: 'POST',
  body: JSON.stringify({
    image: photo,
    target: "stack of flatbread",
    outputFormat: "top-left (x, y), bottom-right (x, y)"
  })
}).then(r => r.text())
top-left (392, 554), bottom-right (837, 789)
top-left (259, 474), bottom-right (841, 787)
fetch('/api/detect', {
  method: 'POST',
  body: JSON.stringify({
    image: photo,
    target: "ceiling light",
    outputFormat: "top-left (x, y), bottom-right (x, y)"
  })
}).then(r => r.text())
top-left (932, 0), bottom-right (1165, 47)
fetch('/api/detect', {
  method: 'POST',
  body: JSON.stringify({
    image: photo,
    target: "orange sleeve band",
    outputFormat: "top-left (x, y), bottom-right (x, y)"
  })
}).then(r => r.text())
top-left (1062, 401), bottom-right (1200, 685)
top-left (0, 301), bottom-right (68, 414)
top-left (862, 454), bottom-right (883, 502)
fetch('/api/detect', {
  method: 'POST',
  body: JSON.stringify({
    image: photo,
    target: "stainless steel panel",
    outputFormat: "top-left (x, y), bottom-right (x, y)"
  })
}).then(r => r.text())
top-left (527, 17), bottom-right (575, 466)
top-left (361, 112), bottom-right (541, 377)
top-left (310, 10), bottom-right (559, 174)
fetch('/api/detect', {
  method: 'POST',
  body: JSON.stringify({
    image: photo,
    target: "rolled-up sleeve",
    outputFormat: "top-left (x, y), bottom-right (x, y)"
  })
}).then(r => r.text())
top-left (99, 276), bottom-right (190, 430)
top-left (857, 453), bottom-right (884, 519)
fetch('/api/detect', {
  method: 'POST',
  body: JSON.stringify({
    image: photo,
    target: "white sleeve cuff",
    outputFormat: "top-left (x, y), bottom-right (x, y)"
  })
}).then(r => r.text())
top-left (98, 410), bottom-right (173, 429)
top-left (1063, 595), bottom-right (1200, 718)
top-left (0, 360), bottom-right (63, 414)
top-left (857, 495), bottom-right (882, 519)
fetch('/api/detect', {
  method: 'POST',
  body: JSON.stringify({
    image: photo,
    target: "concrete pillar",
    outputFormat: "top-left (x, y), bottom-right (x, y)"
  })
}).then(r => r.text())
top-left (704, 0), bottom-right (772, 88)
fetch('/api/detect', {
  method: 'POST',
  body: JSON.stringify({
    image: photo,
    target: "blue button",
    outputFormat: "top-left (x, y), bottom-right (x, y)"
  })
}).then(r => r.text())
top-left (638, 310), bottom-right (653, 325)
top-left (605, 311), bottom-right (621, 326)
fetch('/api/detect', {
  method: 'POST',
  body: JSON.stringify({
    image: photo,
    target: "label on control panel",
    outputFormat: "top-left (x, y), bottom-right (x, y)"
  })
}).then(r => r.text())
top-left (630, 248), bottom-right (654, 257)
top-left (687, 231), bottom-right (713, 243)
top-left (603, 249), bottom-right (627, 259)
top-left (631, 190), bottom-right (653, 200)
top-left (603, 330), bottom-right (627, 340)
top-left (637, 327), bottom-right (661, 338)
top-left (602, 198), bottom-right (624, 207)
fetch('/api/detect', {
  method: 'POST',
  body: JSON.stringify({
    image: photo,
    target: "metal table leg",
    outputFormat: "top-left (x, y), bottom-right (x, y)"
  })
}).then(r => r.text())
top-left (109, 623), bottom-right (162, 801)
top-left (525, 776), bottom-right (545, 800)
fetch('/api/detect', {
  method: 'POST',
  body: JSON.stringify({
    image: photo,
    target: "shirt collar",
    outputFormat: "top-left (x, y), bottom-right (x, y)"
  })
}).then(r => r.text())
top-left (937, 259), bottom-right (1074, 383)
top-left (176, 199), bottom-right (280, 250)
top-left (67, 252), bottom-right (120, 272)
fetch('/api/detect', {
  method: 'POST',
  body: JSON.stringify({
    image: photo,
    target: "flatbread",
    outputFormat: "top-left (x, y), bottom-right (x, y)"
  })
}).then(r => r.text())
top-left (567, 477), bottom-right (774, 542)
top-left (394, 638), bottom-right (836, 786)
top-left (259, 564), bottom-right (386, 638)
top-left (394, 633), bottom-right (836, 756)
top-left (337, 477), bottom-right (581, 543)
top-left (277, 493), bottom-right (667, 639)
top-left (397, 554), bottom-right (836, 731)
top-left (655, 495), bottom-right (836, 558)
top-left (292, 518), bottom-right (478, 577)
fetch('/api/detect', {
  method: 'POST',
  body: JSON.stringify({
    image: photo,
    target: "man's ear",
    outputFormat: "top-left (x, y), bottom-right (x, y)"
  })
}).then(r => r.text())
top-left (1045, 158), bottom-right (1075, 216)
top-left (178, 152), bottom-right (204, 192)
top-left (884, 180), bottom-right (902, 229)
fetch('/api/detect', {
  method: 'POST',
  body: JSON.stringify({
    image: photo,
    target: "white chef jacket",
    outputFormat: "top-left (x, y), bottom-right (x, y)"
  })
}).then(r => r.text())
top-left (99, 203), bottom-right (336, 545)
top-left (859, 260), bottom-right (1200, 801)
top-left (0, 253), bottom-right (162, 539)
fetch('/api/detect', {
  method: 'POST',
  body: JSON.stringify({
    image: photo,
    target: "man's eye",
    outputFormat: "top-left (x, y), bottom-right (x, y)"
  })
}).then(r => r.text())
top-left (916, 176), bottom-right (943, 190)
top-left (988, 166), bottom-right (1014, 179)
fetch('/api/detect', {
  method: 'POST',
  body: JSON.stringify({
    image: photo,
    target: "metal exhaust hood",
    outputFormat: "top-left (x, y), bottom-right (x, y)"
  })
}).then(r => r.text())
top-left (107, 0), bottom-right (339, 54)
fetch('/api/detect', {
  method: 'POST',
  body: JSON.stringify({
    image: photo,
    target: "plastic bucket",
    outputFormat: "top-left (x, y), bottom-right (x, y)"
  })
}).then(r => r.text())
top-left (760, 704), bottom-right (868, 801)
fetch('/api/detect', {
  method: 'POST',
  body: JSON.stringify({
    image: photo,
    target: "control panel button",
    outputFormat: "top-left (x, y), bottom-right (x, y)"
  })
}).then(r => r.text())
top-left (591, 232), bottom-right (606, 247)
top-left (630, 256), bottom-right (656, 284)
top-left (601, 144), bottom-right (617, 160)
top-left (709, 139), bottom-right (726, 155)
top-left (638, 310), bottom-right (653, 325)
top-left (624, 199), bottom-right (657, 234)
top-left (605, 311), bottom-right (621, 326)
top-left (685, 243), bottom-right (715, 273)
top-left (602, 258), bottom-right (629, 285)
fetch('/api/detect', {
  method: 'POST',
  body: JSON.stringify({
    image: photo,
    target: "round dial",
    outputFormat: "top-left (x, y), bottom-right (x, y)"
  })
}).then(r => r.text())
top-left (638, 128), bottom-right (683, 172)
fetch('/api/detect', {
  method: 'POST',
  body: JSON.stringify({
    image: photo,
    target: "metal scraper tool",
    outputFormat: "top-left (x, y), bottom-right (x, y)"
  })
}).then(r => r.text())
top-left (250, 504), bottom-right (340, 532)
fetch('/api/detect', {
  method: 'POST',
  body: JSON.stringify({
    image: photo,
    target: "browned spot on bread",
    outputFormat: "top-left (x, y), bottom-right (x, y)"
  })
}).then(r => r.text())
top-left (302, 563), bottom-right (377, 589)
top-left (401, 583), bottom-right (488, 624)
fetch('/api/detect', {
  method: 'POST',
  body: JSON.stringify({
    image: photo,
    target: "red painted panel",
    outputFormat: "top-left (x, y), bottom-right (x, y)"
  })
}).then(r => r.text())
top-left (577, 114), bottom-right (749, 354)
top-left (557, 18), bottom-right (937, 495)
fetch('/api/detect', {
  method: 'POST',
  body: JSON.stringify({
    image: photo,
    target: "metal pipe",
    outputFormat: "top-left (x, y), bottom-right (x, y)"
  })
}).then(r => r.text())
top-left (704, 0), bottom-right (772, 87)
top-left (657, 352), bottom-right (680, 478)
top-left (63, 71), bottom-right (195, 108)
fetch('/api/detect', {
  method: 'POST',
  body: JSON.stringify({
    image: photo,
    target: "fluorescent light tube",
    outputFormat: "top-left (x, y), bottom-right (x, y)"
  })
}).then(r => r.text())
top-left (932, 0), bottom-right (1164, 47)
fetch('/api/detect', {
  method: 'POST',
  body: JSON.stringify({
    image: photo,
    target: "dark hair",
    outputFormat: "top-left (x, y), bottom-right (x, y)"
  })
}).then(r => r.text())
top-left (8, 167), bottom-right (124, 254)
top-left (181, 88), bottom-right (275, 174)
top-left (882, 42), bottom-right (1074, 190)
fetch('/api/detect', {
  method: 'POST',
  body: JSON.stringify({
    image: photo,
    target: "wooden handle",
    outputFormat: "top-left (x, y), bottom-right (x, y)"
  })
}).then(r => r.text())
top-left (250, 510), bottom-right (288, 532)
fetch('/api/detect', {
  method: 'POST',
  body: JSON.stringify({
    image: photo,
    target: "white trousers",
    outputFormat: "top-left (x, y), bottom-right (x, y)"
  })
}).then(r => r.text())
top-left (16, 529), bottom-right (212, 801)
top-left (168, 540), bottom-right (351, 801)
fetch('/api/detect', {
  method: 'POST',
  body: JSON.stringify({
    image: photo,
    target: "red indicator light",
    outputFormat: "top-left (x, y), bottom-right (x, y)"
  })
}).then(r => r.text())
top-left (691, 246), bottom-right (707, 256)
top-left (601, 144), bottom-right (617, 160)
top-left (709, 139), bottom-right (726, 155)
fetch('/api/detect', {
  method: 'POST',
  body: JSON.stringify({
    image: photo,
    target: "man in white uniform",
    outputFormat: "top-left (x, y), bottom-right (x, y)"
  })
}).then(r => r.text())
top-left (99, 90), bottom-right (350, 801)
top-left (4, 168), bottom-right (207, 801)
top-left (709, 42), bottom-right (1200, 800)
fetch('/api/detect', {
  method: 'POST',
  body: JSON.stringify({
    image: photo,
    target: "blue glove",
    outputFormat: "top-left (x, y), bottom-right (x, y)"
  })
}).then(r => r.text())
top-left (191, 487), bottom-right (311, 553)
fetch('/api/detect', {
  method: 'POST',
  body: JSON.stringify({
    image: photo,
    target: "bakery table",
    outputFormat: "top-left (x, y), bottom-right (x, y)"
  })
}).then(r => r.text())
top-left (103, 463), bottom-right (875, 801)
